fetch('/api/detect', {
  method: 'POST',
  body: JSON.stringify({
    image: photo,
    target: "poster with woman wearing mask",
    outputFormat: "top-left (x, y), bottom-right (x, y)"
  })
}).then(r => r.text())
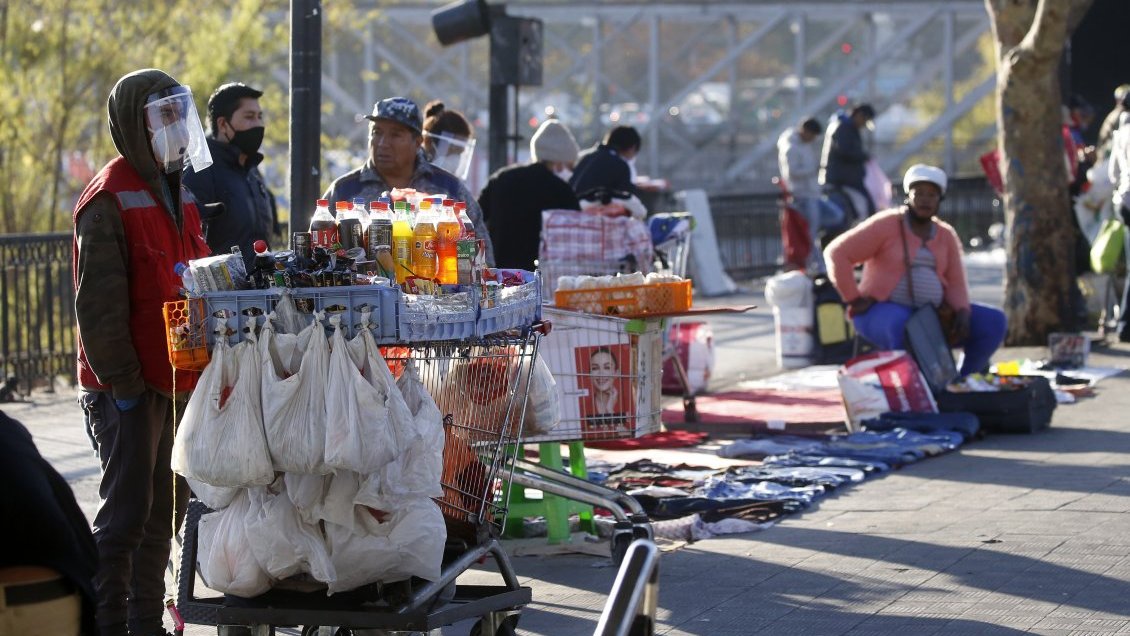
top-left (575, 343), bottom-right (635, 439)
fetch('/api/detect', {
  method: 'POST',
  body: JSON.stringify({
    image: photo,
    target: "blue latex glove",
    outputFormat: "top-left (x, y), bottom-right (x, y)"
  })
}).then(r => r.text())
top-left (115, 397), bottom-right (141, 412)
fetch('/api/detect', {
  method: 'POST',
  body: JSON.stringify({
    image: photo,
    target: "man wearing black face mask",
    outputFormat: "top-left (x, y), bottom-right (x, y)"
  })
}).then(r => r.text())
top-left (184, 82), bottom-right (278, 271)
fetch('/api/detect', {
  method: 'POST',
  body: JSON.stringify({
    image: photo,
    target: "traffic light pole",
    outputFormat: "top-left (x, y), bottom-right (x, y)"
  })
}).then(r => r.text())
top-left (289, 0), bottom-right (322, 240)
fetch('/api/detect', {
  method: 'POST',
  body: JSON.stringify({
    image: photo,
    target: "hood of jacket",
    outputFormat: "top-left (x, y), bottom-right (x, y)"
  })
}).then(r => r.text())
top-left (107, 69), bottom-right (181, 197)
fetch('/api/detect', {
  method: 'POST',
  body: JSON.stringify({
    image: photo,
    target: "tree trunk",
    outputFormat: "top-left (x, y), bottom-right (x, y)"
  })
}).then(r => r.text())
top-left (986, 0), bottom-right (1094, 345)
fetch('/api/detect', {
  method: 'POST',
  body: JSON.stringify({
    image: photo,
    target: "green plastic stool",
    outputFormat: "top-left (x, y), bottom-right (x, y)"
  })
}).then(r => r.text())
top-left (503, 442), bottom-right (596, 543)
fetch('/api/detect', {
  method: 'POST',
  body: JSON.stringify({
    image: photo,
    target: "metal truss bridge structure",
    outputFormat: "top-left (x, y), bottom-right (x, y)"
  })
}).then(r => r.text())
top-left (317, 1), bottom-right (994, 193)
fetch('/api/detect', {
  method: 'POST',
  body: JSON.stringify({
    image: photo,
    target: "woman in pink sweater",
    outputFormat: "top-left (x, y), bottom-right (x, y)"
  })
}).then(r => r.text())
top-left (824, 164), bottom-right (1007, 376)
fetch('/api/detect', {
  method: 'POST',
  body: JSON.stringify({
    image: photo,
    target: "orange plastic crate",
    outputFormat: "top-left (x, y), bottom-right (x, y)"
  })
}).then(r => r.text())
top-left (553, 279), bottom-right (692, 317)
top-left (163, 298), bottom-right (211, 371)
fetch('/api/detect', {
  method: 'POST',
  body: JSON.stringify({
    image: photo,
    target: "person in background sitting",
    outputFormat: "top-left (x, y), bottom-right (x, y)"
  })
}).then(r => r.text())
top-left (824, 164), bottom-right (1007, 376)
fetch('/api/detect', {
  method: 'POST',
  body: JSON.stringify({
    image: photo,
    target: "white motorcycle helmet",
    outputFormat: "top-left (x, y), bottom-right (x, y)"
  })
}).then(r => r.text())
top-left (902, 163), bottom-right (948, 197)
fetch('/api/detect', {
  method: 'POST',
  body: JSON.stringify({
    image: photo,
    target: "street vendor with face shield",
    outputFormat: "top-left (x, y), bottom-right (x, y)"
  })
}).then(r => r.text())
top-left (72, 68), bottom-right (212, 636)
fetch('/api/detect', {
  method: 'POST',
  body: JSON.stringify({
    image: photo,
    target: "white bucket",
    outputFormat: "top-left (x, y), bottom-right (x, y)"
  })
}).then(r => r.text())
top-left (774, 306), bottom-right (814, 369)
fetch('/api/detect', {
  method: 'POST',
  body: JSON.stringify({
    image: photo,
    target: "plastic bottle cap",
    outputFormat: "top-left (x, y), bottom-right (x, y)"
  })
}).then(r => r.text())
top-left (174, 262), bottom-right (188, 275)
top-left (443, 198), bottom-right (455, 206)
top-left (317, 199), bottom-right (329, 206)
top-left (253, 240), bottom-right (268, 254)
top-left (336, 201), bottom-right (350, 209)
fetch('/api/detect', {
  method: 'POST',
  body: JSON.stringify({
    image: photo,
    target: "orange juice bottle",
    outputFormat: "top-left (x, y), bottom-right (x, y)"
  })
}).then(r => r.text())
top-left (436, 198), bottom-right (461, 284)
top-left (392, 201), bottom-right (413, 283)
top-left (411, 201), bottom-right (438, 280)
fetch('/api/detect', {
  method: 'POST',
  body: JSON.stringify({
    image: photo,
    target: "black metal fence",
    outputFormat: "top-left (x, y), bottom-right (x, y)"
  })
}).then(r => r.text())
top-left (1, 232), bottom-right (75, 394)
top-left (0, 177), bottom-right (1000, 392)
top-left (708, 176), bottom-right (1002, 280)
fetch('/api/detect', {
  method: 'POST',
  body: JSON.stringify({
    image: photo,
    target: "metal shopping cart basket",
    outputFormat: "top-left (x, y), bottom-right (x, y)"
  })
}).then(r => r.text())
top-left (173, 322), bottom-right (547, 636)
top-left (504, 307), bottom-right (663, 564)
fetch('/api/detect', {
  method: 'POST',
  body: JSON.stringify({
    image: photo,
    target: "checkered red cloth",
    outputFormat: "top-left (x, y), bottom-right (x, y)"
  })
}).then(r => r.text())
top-left (539, 209), bottom-right (654, 292)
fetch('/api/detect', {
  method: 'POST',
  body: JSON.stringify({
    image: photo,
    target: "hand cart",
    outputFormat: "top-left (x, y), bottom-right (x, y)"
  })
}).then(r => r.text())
top-left (505, 307), bottom-right (663, 564)
top-left (166, 284), bottom-right (548, 636)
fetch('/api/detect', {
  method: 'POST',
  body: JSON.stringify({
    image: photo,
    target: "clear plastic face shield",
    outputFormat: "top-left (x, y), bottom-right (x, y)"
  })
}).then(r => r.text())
top-left (423, 131), bottom-right (475, 180)
top-left (144, 86), bottom-right (212, 174)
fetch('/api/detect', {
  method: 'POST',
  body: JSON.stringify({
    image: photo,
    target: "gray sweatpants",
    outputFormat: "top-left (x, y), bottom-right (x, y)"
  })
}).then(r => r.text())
top-left (81, 390), bottom-right (187, 636)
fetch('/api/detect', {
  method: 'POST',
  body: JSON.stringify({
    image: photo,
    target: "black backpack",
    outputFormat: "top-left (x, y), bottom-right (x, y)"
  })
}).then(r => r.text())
top-left (811, 275), bottom-right (856, 365)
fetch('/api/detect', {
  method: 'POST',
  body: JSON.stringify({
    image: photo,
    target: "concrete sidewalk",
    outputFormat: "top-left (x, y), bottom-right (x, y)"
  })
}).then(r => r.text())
top-left (6, 258), bottom-right (1130, 635)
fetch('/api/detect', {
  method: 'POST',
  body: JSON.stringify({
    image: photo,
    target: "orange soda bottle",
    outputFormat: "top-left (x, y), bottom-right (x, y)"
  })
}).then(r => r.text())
top-left (411, 200), bottom-right (438, 280)
top-left (436, 199), bottom-right (461, 285)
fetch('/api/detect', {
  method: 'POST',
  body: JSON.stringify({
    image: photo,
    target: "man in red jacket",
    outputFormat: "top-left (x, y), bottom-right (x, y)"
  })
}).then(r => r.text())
top-left (73, 68), bottom-right (212, 636)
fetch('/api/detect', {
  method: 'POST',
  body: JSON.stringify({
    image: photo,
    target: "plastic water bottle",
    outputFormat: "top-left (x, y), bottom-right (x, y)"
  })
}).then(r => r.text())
top-left (174, 262), bottom-right (197, 296)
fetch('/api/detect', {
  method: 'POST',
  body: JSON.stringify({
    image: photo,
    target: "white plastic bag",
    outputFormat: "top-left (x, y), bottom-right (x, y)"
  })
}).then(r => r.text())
top-left (196, 490), bottom-right (272, 598)
top-left (244, 478), bottom-right (335, 583)
top-left (172, 319), bottom-right (274, 488)
top-left (186, 477), bottom-right (238, 511)
top-left (273, 291), bottom-right (310, 335)
top-left (260, 313), bottom-right (330, 474)
top-left (285, 472), bottom-right (328, 527)
top-left (324, 316), bottom-right (397, 474)
top-left (383, 358), bottom-right (445, 501)
top-left (521, 354), bottom-right (560, 435)
top-left (324, 498), bottom-right (446, 594)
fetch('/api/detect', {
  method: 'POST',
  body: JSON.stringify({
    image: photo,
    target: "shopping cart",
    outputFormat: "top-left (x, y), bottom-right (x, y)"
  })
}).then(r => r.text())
top-left (174, 325), bottom-right (547, 636)
top-left (504, 307), bottom-right (663, 563)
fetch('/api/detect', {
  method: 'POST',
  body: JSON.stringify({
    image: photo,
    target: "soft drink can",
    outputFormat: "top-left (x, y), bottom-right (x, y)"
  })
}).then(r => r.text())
top-left (293, 232), bottom-right (312, 260)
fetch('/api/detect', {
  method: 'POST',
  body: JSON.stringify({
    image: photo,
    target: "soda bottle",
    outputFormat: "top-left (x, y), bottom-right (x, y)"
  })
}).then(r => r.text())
top-left (455, 201), bottom-right (475, 238)
top-left (352, 197), bottom-right (371, 247)
top-left (368, 201), bottom-right (395, 278)
top-left (173, 262), bottom-right (197, 296)
top-left (250, 242), bottom-right (274, 290)
top-left (436, 199), bottom-right (461, 285)
top-left (392, 201), bottom-right (414, 283)
top-left (411, 201), bottom-right (438, 280)
top-left (309, 199), bottom-right (338, 249)
top-left (336, 201), bottom-right (362, 250)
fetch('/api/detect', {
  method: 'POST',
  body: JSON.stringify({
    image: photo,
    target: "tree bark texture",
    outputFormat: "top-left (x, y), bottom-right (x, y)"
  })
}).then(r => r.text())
top-left (986, 0), bottom-right (1094, 345)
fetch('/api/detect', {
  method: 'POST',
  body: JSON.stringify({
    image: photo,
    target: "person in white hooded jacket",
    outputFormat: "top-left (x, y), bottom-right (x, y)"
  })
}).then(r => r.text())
top-left (778, 118), bottom-right (845, 272)
top-left (1108, 108), bottom-right (1130, 223)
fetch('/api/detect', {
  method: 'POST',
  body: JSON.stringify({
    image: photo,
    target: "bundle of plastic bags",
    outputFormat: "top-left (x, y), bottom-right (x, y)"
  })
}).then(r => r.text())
top-left (185, 309), bottom-right (449, 596)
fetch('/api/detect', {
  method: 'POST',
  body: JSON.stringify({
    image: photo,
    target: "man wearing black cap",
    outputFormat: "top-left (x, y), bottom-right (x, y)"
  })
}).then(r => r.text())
top-left (322, 96), bottom-right (494, 264)
top-left (183, 82), bottom-right (278, 271)
top-left (820, 103), bottom-right (876, 221)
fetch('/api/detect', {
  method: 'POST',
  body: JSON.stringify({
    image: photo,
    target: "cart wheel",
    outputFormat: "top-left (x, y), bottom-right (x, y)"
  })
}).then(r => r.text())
top-left (611, 532), bottom-right (633, 565)
top-left (300, 627), bottom-right (349, 636)
top-left (218, 627), bottom-right (275, 636)
top-left (469, 614), bottom-right (518, 636)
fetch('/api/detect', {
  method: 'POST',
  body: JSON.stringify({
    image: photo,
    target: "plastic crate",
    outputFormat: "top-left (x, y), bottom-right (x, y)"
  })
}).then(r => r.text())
top-left (202, 285), bottom-right (399, 346)
top-left (163, 298), bottom-right (211, 371)
top-left (291, 286), bottom-right (399, 342)
top-left (553, 279), bottom-right (692, 317)
top-left (476, 271), bottom-right (542, 337)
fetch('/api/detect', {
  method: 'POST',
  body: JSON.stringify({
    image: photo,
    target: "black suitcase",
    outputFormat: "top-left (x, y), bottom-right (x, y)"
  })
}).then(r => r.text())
top-left (904, 306), bottom-right (1056, 434)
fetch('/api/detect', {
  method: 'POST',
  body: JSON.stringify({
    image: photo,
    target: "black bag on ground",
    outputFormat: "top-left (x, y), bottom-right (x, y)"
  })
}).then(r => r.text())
top-left (811, 275), bottom-right (855, 365)
top-left (903, 305), bottom-right (1056, 434)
